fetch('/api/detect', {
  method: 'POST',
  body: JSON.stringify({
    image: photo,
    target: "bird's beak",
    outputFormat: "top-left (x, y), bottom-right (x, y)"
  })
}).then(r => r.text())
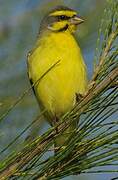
top-left (71, 15), bottom-right (84, 25)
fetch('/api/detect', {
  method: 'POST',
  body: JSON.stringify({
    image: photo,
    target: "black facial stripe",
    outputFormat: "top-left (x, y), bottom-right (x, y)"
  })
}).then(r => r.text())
top-left (57, 24), bottom-right (68, 32)
top-left (72, 14), bottom-right (76, 18)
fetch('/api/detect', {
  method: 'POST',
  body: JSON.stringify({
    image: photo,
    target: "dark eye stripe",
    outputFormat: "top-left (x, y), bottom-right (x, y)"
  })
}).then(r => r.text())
top-left (58, 15), bottom-right (70, 20)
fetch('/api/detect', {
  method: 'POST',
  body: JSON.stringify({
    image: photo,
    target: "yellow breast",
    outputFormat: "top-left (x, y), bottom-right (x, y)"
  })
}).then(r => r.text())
top-left (28, 30), bottom-right (87, 118)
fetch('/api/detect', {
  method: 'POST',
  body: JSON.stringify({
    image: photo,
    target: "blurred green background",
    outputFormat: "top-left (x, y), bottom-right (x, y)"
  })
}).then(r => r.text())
top-left (0, 0), bottom-right (116, 179)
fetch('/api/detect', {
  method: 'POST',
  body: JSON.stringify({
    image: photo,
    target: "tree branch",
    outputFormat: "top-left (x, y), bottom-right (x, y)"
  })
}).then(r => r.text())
top-left (0, 66), bottom-right (118, 179)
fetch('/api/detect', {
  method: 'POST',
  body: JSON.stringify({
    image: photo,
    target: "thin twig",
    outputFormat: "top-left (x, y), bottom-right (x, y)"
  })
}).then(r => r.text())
top-left (0, 60), bottom-right (60, 123)
top-left (92, 30), bottom-right (118, 81)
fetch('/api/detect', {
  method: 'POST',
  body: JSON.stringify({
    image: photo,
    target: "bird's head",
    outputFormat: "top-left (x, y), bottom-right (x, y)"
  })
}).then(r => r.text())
top-left (40, 6), bottom-right (84, 33)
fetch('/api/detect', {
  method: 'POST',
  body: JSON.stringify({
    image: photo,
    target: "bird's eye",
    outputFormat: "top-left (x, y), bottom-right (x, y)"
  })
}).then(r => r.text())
top-left (58, 15), bottom-right (69, 20)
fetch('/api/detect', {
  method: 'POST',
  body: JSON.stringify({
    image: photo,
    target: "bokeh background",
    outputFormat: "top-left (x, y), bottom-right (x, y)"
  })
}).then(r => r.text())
top-left (0, 0), bottom-right (116, 179)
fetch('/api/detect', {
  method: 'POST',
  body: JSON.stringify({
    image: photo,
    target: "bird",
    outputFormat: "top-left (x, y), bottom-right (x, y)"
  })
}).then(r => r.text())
top-left (27, 6), bottom-right (87, 151)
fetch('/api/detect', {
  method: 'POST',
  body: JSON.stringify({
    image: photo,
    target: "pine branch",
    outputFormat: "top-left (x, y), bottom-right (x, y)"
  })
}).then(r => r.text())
top-left (0, 67), bottom-right (117, 179)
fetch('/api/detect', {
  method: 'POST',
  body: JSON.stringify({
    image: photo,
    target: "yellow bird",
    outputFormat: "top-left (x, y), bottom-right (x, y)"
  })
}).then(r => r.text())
top-left (27, 6), bottom-right (87, 149)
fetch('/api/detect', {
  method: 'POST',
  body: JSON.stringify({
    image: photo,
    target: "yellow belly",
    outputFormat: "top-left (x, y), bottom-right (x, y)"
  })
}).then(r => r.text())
top-left (28, 31), bottom-right (87, 118)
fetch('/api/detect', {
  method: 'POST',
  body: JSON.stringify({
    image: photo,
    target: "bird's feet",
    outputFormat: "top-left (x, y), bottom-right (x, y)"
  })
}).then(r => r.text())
top-left (75, 93), bottom-right (84, 102)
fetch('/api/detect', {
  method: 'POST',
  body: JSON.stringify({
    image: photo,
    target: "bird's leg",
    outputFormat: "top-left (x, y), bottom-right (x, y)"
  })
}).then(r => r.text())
top-left (53, 115), bottom-right (60, 135)
top-left (53, 114), bottom-right (59, 125)
top-left (53, 115), bottom-right (61, 153)
top-left (75, 93), bottom-right (83, 102)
